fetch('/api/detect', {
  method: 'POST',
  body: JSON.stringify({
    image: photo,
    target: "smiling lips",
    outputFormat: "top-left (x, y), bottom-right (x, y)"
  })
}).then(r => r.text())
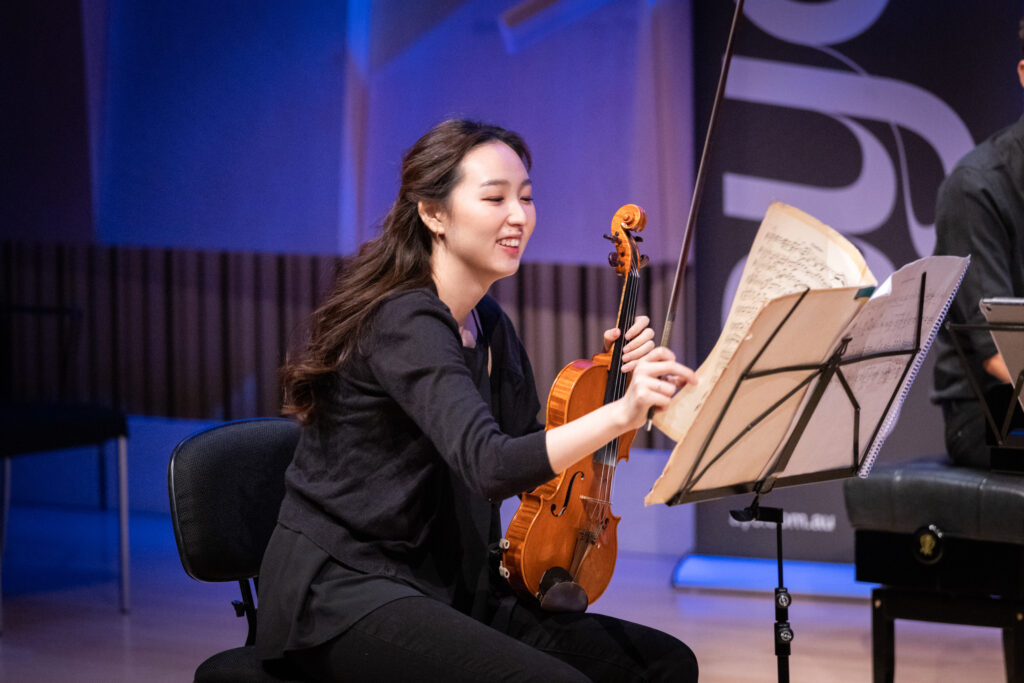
top-left (498, 237), bottom-right (521, 249)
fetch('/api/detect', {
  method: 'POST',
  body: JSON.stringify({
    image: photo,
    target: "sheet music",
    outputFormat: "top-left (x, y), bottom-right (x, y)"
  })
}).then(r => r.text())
top-left (644, 201), bottom-right (967, 506)
top-left (645, 287), bottom-right (867, 504)
top-left (780, 256), bottom-right (968, 480)
top-left (980, 298), bottom-right (1024, 412)
top-left (653, 201), bottom-right (876, 442)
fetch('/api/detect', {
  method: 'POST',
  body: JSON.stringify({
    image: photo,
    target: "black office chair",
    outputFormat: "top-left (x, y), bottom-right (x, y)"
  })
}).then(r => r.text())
top-left (168, 417), bottom-right (306, 682)
top-left (0, 305), bottom-right (130, 633)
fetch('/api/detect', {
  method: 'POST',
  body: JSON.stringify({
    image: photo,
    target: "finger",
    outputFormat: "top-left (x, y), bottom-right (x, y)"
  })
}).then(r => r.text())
top-left (620, 339), bottom-right (656, 372)
top-left (632, 374), bottom-right (694, 414)
top-left (671, 368), bottom-right (699, 387)
top-left (602, 327), bottom-right (621, 352)
top-left (636, 380), bottom-right (675, 407)
top-left (622, 327), bottom-right (655, 354)
top-left (660, 364), bottom-right (698, 387)
top-left (641, 373), bottom-right (689, 396)
top-left (635, 359), bottom-right (697, 387)
top-left (634, 346), bottom-right (676, 366)
top-left (623, 315), bottom-right (650, 341)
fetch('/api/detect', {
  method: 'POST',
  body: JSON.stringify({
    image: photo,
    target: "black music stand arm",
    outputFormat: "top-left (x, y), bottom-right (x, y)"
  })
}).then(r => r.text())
top-left (946, 321), bottom-right (1024, 449)
top-left (670, 271), bottom-right (928, 504)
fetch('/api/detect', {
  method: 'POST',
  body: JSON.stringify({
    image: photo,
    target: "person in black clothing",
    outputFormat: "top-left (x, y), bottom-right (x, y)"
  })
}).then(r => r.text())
top-left (256, 119), bottom-right (700, 681)
top-left (932, 21), bottom-right (1024, 469)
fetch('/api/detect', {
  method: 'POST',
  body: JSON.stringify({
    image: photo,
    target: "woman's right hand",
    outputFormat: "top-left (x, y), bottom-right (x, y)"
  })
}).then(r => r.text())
top-left (544, 346), bottom-right (697, 475)
top-left (616, 347), bottom-right (697, 430)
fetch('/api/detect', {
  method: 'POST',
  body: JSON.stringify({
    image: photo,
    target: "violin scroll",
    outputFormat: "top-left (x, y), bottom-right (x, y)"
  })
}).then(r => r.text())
top-left (608, 204), bottom-right (648, 275)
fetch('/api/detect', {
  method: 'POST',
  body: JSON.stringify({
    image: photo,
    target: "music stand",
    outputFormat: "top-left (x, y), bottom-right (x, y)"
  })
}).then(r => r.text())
top-left (946, 297), bottom-right (1024, 469)
top-left (668, 273), bottom-right (932, 683)
top-left (667, 273), bottom-right (929, 506)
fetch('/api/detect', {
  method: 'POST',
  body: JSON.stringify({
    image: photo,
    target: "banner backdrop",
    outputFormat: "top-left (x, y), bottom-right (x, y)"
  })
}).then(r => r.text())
top-left (691, 0), bottom-right (1024, 561)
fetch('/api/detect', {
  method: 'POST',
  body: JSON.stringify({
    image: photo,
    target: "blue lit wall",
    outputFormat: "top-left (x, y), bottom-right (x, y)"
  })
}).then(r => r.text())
top-left (95, 1), bottom-right (348, 254)
top-left (81, 0), bottom-right (694, 263)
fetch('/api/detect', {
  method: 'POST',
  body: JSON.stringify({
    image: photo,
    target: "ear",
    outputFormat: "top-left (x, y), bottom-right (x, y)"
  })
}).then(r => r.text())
top-left (418, 200), bottom-right (446, 237)
top-left (1018, 60), bottom-right (1024, 90)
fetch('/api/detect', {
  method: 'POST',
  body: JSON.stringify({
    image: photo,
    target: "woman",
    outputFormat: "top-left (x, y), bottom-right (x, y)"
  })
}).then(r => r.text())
top-left (257, 119), bottom-right (699, 682)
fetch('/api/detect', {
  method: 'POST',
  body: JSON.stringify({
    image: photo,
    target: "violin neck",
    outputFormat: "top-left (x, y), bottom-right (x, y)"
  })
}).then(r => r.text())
top-left (603, 260), bottom-right (640, 406)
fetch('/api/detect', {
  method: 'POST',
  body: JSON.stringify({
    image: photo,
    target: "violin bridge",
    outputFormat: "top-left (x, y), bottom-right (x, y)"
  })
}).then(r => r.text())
top-left (578, 495), bottom-right (611, 531)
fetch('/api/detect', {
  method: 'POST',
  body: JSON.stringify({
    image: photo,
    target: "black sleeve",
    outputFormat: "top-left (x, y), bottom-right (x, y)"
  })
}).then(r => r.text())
top-left (479, 296), bottom-right (545, 438)
top-left (365, 291), bottom-right (553, 500)
top-left (934, 165), bottom-right (1013, 361)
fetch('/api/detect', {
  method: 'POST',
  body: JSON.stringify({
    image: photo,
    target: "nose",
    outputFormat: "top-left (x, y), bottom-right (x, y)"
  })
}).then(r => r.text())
top-left (508, 199), bottom-right (527, 226)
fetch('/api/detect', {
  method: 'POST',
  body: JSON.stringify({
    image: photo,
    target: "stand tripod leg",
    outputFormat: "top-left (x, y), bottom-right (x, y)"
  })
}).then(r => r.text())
top-left (731, 500), bottom-right (793, 683)
top-left (773, 516), bottom-right (792, 683)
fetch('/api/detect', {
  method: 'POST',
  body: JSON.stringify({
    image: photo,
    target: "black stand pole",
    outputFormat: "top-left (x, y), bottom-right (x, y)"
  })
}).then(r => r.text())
top-left (730, 500), bottom-right (792, 683)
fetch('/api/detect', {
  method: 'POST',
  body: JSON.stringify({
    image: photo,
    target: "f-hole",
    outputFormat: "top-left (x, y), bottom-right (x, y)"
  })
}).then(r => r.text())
top-left (550, 471), bottom-right (585, 517)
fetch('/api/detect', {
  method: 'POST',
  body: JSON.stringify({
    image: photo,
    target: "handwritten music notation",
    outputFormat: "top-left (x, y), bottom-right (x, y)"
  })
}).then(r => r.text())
top-left (646, 201), bottom-right (967, 505)
top-left (653, 202), bottom-right (875, 443)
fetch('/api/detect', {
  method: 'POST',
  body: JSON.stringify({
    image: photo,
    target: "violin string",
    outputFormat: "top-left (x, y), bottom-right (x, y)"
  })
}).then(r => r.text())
top-left (601, 256), bottom-right (640, 531)
top-left (598, 247), bottom-right (639, 515)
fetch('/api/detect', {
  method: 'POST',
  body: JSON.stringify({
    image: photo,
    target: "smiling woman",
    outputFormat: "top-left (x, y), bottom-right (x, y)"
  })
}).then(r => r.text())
top-left (258, 119), bottom-right (698, 682)
top-left (418, 140), bottom-right (536, 322)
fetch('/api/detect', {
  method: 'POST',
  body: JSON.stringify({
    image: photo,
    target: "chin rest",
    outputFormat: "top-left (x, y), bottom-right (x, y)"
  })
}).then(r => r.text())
top-left (844, 457), bottom-right (1024, 683)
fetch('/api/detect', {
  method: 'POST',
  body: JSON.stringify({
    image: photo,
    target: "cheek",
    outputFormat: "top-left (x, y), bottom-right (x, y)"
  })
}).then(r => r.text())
top-left (523, 208), bottom-right (537, 244)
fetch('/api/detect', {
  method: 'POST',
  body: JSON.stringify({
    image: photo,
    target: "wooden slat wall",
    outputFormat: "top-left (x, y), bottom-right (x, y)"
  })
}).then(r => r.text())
top-left (1, 241), bottom-right (691, 447)
top-left (1, 241), bottom-right (338, 420)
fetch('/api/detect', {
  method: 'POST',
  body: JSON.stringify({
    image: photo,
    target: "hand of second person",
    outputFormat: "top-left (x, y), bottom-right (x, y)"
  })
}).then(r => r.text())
top-left (602, 315), bottom-right (656, 373)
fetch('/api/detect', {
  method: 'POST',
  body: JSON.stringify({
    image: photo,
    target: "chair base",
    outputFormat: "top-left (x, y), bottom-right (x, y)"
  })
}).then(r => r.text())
top-left (871, 586), bottom-right (1024, 683)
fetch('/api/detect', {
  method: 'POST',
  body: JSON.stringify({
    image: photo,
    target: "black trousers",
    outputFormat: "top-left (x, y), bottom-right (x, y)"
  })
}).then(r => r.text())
top-left (285, 594), bottom-right (698, 682)
top-left (942, 399), bottom-right (990, 469)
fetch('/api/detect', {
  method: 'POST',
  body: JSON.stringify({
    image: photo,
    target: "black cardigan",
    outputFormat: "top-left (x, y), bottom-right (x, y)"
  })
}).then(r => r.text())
top-left (276, 288), bottom-right (553, 614)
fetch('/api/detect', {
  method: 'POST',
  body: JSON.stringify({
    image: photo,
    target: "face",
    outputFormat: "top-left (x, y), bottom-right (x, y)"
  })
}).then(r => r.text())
top-left (427, 141), bottom-right (535, 287)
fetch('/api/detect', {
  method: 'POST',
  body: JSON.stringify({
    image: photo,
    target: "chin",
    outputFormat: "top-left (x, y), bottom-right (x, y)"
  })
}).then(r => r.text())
top-left (494, 263), bottom-right (521, 281)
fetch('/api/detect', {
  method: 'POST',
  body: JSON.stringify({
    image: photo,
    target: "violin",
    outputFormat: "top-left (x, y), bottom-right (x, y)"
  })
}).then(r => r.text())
top-left (500, 0), bottom-right (747, 611)
top-left (501, 204), bottom-right (648, 611)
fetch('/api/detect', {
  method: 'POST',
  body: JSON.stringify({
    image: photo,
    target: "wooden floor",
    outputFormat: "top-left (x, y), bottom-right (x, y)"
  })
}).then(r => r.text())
top-left (0, 505), bottom-right (1007, 682)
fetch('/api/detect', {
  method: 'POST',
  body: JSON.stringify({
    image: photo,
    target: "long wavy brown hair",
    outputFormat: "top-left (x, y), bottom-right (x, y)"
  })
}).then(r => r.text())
top-left (281, 120), bottom-right (532, 424)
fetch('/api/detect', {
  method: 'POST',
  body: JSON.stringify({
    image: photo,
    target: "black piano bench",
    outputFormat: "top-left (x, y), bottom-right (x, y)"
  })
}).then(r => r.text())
top-left (844, 458), bottom-right (1024, 683)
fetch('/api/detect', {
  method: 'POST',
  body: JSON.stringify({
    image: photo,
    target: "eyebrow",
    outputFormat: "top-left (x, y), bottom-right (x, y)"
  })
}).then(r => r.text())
top-left (479, 178), bottom-right (532, 188)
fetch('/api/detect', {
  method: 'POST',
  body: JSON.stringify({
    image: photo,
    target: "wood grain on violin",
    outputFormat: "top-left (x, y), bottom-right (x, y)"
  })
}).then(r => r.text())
top-left (501, 204), bottom-right (648, 612)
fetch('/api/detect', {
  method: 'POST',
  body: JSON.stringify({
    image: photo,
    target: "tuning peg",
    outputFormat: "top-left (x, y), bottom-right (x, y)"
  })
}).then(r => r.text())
top-left (608, 252), bottom-right (621, 268)
top-left (639, 255), bottom-right (650, 268)
top-left (633, 235), bottom-right (643, 243)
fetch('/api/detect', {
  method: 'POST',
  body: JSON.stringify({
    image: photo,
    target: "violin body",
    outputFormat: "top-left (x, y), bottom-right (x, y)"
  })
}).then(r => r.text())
top-left (502, 354), bottom-right (635, 606)
top-left (501, 204), bottom-right (646, 611)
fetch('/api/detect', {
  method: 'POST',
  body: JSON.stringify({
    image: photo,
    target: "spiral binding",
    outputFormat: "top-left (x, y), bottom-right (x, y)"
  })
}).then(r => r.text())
top-left (857, 256), bottom-right (970, 477)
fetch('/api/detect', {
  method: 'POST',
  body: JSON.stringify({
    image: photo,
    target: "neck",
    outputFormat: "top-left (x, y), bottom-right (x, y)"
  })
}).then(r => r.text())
top-left (431, 253), bottom-right (489, 325)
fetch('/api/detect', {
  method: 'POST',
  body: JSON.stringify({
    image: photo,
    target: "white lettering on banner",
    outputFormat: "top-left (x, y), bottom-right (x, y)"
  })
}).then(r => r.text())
top-left (715, 1), bottom-right (976, 326)
top-left (727, 511), bottom-right (838, 533)
top-left (724, 57), bottom-right (974, 260)
top-left (743, 0), bottom-right (889, 47)
top-left (723, 111), bottom-right (896, 236)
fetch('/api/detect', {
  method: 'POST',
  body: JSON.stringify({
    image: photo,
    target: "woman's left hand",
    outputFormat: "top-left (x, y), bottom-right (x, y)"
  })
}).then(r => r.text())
top-left (603, 315), bottom-right (656, 373)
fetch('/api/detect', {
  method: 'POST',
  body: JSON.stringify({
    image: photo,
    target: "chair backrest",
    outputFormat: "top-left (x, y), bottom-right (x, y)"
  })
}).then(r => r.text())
top-left (168, 417), bottom-right (300, 582)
